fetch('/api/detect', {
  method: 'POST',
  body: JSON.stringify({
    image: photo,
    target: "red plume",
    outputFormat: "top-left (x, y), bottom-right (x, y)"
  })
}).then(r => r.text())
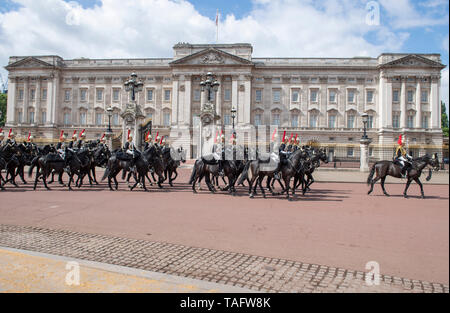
top-left (397, 135), bottom-right (402, 145)
top-left (294, 134), bottom-right (298, 141)
top-left (0, 128), bottom-right (3, 133)
top-left (159, 136), bottom-right (164, 144)
top-left (289, 133), bottom-right (294, 142)
top-left (145, 131), bottom-right (150, 141)
top-left (271, 129), bottom-right (277, 141)
top-left (9, 129), bottom-right (13, 137)
top-left (59, 130), bottom-right (64, 139)
top-left (73, 130), bottom-right (77, 136)
top-left (27, 132), bottom-right (31, 141)
top-left (155, 131), bottom-right (159, 142)
top-left (100, 133), bottom-right (105, 141)
top-left (282, 130), bottom-right (286, 142)
top-left (214, 131), bottom-right (218, 143)
top-left (127, 129), bottom-right (131, 140)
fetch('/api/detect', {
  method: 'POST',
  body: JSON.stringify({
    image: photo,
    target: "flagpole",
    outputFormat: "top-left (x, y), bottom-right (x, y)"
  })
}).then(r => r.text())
top-left (216, 9), bottom-right (219, 43)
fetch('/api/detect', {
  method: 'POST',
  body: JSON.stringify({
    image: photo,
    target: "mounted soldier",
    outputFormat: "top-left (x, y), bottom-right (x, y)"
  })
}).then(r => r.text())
top-left (293, 134), bottom-right (299, 151)
top-left (273, 131), bottom-right (290, 180)
top-left (76, 129), bottom-right (86, 149)
top-left (56, 130), bottom-right (67, 159)
top-left (144, 131), bottom-right (152, 150)
top-left (5, 128), bottom-right (16, 147)
top-left (69, 130), bottom-right (77, 149)
top-left (99, 133), bottom-right (107, 147)
top-left (0, 128), bottom-right (4, 147)
top-left (394, 134), bottom-right (412, 178)
top-left (154, 131), bottom-right (160, 149)
top-left (124, 129), bottom-right (139, 172)
top-left (286, 133), bottom-right (294, 152)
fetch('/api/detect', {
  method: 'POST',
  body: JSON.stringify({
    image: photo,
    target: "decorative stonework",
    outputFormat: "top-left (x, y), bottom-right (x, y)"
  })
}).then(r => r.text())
top-left (201, 52), bottom-right (224, 64)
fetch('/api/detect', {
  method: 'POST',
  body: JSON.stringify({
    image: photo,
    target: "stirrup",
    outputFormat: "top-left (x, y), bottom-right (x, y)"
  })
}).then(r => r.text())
top-left (274, 172), bottom-right (280, 180)
top-left (219, 169), bottom-right (224, 177)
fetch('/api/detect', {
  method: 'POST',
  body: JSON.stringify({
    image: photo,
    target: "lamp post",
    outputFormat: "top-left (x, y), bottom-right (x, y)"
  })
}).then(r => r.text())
top-left (231, 106), bottom-right (236, 132)
top-left (124, 72), bottom-right (144, 101)
top-left (200, 72), bottom-right (220, 104)
top-left (359, 112), bottom-right (372, 172)
top-left (106, 107), bottom-right (113, 133)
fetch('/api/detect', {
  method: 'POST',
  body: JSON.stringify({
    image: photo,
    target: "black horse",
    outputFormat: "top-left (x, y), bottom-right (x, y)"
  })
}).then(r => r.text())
top-left (29, 148), bottom-right (82, 190)
top-left (161, 146), bottom-right (186, 187)
top-left (367, 153), bottom-right (440, 198)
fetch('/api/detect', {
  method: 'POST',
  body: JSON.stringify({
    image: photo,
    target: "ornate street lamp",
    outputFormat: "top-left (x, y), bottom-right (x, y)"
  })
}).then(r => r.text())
top-left (124, 72), bottom-right (144, 102)
top-left (231, 106), bottom-right (237, 132)
top-left (200, 72), bottom-right (220, 103)
top-left (361, 112), bottom-right (369, 139)
top-left (106, 106), bottom-right (113, 133)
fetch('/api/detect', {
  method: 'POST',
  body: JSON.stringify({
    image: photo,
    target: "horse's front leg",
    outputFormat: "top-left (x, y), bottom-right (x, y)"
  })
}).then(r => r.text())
top-left (413, 177), bottom-right (425, 199)
top-left (380, 177), bottom-right (389, 196)
top-left (403, 177), bottom-right (413, 198)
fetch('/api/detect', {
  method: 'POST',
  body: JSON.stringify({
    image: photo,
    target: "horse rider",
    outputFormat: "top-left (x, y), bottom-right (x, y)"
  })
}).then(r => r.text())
top-left (68, 130), bottom-right (77, 149)
top-left (144, 131), bottom-right (152, 150)
top-left (25, 132), bottom-right (37, 154)
top-left (286, 133), bottom-right (294, 152)
top-left (0, 128), bottom-right (4, 146)
top-left (99, 133), bottom-right (107, 147)
top-left (212, 131), bottom-right (225, 177)
top-left (293, 135), bottom-right (300, 151)
top-left (395, 134), bottom-right (412, 178)
top-left (56, 130), bottom-right (67, 159)
top-left (273, 131), bottom-right (291, 180)
top-left (76, 129), bottom-right (86, 149)
top-left (124, 130), bottom-right (139, 172)
top-left (154, 132), bottom-right (160, 148)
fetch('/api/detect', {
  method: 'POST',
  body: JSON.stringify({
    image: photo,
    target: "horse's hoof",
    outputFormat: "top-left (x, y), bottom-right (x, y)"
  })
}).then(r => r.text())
top-left (249, 194), bottom-right (254, 198)
top-left (288, 197), bottom-right (293, 201)
top-left (384, 193), bottom-right (390, 197)
top-left (421, 196), bottom-right (425, 199)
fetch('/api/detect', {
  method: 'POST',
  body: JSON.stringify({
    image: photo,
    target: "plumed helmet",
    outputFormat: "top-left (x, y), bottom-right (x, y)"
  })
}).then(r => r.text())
top-left (80, 129), bottom-right (86, 138)
top-left (8, 128), bottom-right (15, 139)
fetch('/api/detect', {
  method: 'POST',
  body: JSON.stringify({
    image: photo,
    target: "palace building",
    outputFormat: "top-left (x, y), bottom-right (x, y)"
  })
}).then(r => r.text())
top-left (4, 43), bottom-right (446, 160)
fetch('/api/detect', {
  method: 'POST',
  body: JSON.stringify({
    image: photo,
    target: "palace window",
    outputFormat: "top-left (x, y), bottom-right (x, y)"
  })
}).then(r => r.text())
top-left (95, 112), bottom-right (103, 125)
top-left (393, 90), bottom-right (399, 102)
top-left (272, 113), bottom-right (280, 126)
top-left (65, 90), bottom-right (71, 101)
top-left (328, 115), bottom-right (336, 128)
top-left (366, 90), bottom-right (374, 103)
top-left (147, 89), bottom-right (154, 101)
top-left (41, 111), bottom-right (46, 124)
top-left (273, 90), bottom-right (281, 102)
top-left (255, 89), bottom-right (262, 102)
top-left (223, 114), bottom-right (230, 125)
top-left (254, 113), bottom-right (262, 126)
top-left (310, 90), bottom-right (318, 102)
top-left (329, 90), bottom-right (336, 103)
top-left (422, 115), bottom-right (429, 129)
top-left (164, 90), bottom-right (171, 101)
top-left (29, 111), bottom-right (34, 124)
top-left (291, 114), bottom-right (299, 127)
top-left (163, 112), bottom-right (171, 126)
top-left (80, 112), bottom-right (86, 125)
top-left (392, 113), bottom-right (400, 128)
top-left (421, 90), bottom-right (428, 103)
top-left (347, 90), bottom-right (355, 103)
top-left (309, 114), bottom-right (318, 128)
top-left (113, 89), bottom-right (120, 101)
top-left (347, 147), bottom-right (354, 157)
top-left (64, 112), bottom-right (71, 125)
top-left (291, 90), bottom-right (299, 102)
top-left (18, 111), bottom-right (23, 123)
top-left (347, 114), bottom-right (355, 128)
top-left (18, 89), bottom-right (24, 100)
top-left (42, 88), bottom-right (47, 100)
top-left (113, 113), bottom-right (119, 126)
top-left (407, 90), bottom-right (414, 102)
top-left (30, 89), bottom-right (35, 100)
top-left (224, 89), bottom-right (231, 101)
top-left (96, 89), bottom-right (103, 101)
top-left (193, 89), bottom-right (200, 101)
top-left (367, 115), bottom-right (373, 129)
top-left (80, 89), bottom-right (87, 101)
top-left (407, 115), bottom-right (414, 128)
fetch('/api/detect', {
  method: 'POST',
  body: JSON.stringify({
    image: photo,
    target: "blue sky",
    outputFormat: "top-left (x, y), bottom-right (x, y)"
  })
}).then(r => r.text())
top-left (0, 0), bottom-right (448, 107)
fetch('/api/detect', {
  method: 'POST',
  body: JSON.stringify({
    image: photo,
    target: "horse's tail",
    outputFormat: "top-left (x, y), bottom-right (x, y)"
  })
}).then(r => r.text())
top-left (101, 164), bottom-right (110, 182)
top-left (237, 161), bottom-right (251, 185)
top-left (367, 163), bottom-right (376, 185)
top-left (28, 156), bottom-right (39, 178)
top-left (188, 160), bottom-right (198, 184)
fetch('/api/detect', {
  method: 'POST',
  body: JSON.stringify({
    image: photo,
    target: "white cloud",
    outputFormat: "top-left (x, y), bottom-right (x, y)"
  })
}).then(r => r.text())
top-left (441, 67), bottom-right (449, 113)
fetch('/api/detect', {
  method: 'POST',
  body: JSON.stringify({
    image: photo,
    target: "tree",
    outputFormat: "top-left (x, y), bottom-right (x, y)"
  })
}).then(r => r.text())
top-left (442, 101), bottom-right (449, 137)
top-left (0, 93), bottom-right (6, 127)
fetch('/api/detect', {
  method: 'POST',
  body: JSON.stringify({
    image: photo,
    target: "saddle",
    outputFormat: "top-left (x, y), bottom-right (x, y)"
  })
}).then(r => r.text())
top-left (46, 153), bottom-right (65, 162)
top-left (115, 151), bottom-right (133, 161)
top-left (201, 155), bottom-right (219, 165)
top-left (257, 152), bottom-right (271, 163)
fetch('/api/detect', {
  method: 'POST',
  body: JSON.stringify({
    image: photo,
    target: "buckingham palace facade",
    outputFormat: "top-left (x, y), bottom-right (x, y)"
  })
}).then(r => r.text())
top-left (4, 42), bottom-right (446, 159)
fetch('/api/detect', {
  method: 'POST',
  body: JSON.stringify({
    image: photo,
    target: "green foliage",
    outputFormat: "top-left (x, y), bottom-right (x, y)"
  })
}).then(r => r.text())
top-left (442, 101), bottom-right (449, 137)
top-left (0, 93), bottom-right (6, 126)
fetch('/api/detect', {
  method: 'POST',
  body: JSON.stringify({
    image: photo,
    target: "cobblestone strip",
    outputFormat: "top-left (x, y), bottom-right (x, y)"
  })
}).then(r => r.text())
top-left (0, 224), bottom-right (448, 293)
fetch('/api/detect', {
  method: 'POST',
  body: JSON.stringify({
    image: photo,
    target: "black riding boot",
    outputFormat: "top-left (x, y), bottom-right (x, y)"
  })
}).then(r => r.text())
top-left (218, 160), bottom-right (224, 177)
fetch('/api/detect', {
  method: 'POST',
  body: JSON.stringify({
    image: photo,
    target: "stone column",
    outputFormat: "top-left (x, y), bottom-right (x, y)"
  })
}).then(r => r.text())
top-left (400, 76), bottom-right (406, 129)
top-left (360, 137), bottom-right (372, 172)
top-left (244, 75), bottom-right (251, 125)
top-left (415, 78), bottom-right (421, 128)
top-left (23, 76), bottom-right (29, 123)
top-left (171, 75), bottom-right (179, 125)
top-left (6, 76), bottom-right (16, 124)
top-left (216, 75), bottom-right (222, 119)
top-left (35, 77), bottom-right (41, 124)
top-left (430, 75), bottom-right (440, 129)
top-left (232, 75), bottom-right (239, 124)
top-left (184, 75), bottom-right (192, 126)
top-left (46, 77), bottom-right (53, 126)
